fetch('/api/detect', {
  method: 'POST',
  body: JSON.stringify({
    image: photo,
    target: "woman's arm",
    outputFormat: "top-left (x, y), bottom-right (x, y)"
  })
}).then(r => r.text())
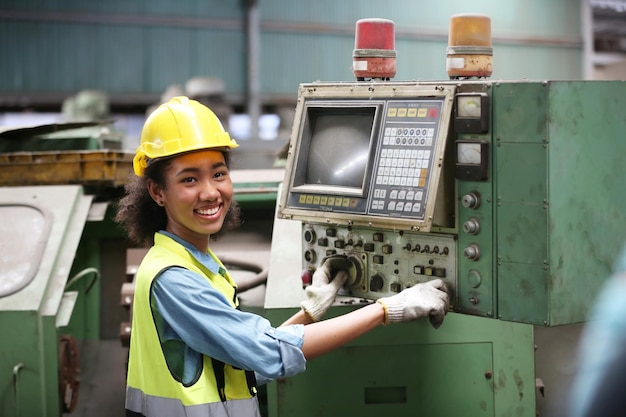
top-left (283, 278), bottom-right (449, 360)
top-left (300, 302), bottom-right (385, 359)
top-left (281, 308), bottom-right (315, 326)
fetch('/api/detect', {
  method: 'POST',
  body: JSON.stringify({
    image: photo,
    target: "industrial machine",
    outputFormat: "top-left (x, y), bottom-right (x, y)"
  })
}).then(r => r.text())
top-left (0, 121), bottom-right (133, 417)
top-left (263, 16), bottom-right (626, 417)
top-left (0, 185), bottom-right (94, 415)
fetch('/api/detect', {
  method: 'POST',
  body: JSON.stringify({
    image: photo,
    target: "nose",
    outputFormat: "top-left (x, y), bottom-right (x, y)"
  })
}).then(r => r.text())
top-left (198, 179), bottom-right (221, 201)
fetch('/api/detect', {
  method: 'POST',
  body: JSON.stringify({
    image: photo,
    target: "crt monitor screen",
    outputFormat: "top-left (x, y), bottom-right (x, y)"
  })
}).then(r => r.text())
top-left (296, 106), bottom-right (376, 193)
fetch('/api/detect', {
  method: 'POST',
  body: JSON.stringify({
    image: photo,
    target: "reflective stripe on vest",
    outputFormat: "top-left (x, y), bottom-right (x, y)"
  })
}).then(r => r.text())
top-left (126, 386), bottom-right (260, 417)
top-left (126, 233), bottom-right (259, 416)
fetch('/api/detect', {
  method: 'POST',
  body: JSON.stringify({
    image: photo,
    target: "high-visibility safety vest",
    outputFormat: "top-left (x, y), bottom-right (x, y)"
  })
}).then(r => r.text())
top-left (126, 233), bottom-right (260, 417)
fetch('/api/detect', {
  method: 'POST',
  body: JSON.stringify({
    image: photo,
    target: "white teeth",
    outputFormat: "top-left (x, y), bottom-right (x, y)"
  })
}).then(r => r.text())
top-left (196, 207), bottom-right (219, 216)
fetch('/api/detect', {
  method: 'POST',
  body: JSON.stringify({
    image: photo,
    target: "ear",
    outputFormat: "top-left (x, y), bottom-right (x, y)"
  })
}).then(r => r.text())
top-left (147, 179), bottom-right (165, 206)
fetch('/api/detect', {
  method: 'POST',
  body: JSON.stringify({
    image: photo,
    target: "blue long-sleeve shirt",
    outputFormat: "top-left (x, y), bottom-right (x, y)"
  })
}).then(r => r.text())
top-left (150, 231), bottom-right (306, 385)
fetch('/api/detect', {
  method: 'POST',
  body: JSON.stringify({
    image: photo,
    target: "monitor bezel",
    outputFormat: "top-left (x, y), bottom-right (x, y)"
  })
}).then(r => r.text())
top-left (290, 101), bottom-right (383, 199)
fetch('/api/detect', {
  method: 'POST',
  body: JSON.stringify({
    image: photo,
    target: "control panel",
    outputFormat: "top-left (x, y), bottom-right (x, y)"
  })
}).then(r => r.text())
top-left (368, 99), bottom-right (445, 220)
top-left (300, 223), bottom-right (457, 301)
top-left (273, 79), bottom-right (626, 326)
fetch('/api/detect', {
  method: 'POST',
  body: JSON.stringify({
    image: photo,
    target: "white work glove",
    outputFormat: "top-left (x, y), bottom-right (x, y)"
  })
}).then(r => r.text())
top-left (301, 257), bottom-right (350, 321)
top-left (377, 279), bottom-right (449, 329)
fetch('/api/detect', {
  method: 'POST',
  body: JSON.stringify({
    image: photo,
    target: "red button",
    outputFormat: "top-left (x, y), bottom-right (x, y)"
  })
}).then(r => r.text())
top-left (301, 270), bottom-right (313, 287)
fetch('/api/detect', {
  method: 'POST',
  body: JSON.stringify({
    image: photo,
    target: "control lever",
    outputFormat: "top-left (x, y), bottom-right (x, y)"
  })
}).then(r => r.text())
top-left (429, 310), bottom-right (446, 329)
top-left (301, 255), bottom-right (353, 289)
top-left (320, 254), bottom-right (353, 282)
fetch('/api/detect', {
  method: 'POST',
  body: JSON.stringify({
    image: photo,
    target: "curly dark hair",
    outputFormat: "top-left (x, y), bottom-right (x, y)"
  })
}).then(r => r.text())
top-left (114, 151), bottom-right (241, 248)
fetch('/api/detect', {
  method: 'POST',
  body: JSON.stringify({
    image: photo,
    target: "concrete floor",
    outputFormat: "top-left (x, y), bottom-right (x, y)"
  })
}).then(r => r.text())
top-left (67, 339), bottom-right (127, 417)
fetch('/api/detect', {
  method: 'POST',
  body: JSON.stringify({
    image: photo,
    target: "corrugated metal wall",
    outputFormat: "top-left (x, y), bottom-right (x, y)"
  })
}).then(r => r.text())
top-left (0, 0), bottom-right (582, 105)
top-left (0, 0), bottom-right (246, 104)
top-left (259, 0), bottom-right (582, 87)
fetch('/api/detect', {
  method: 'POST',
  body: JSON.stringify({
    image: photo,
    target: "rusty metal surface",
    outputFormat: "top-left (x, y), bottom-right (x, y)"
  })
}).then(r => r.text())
top-left (0, 150), bottom-right (133, 187)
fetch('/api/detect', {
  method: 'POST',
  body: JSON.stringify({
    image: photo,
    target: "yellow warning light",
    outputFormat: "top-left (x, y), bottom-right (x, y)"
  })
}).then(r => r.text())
top-left (446, 14), bottom-right (493, 79)
top-left (448, 14), bottom-right (491, 48)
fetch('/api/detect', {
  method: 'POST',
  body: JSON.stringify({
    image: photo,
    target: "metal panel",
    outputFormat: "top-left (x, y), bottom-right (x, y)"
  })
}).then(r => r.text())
top-left (497, 203), bottom-right (548, 265)
top-left (277, 344), bottom-right (493, 416)
top-left (0, 186), bottom-right (90, 310)
top-left (496, 141), bottom-right (549, 284)
top-left (494, 84), bottom-right (549, 324)
top-left (455, 82), bottom-right (496, 317)
top-left (457, 180), bottom-right (495, 317)
top-left (546, 81), bottom-right (626, 325)
top-left (491, 80), bottom-right (626, 325)
top-left (0, 185), bottom-right (92, 416)
top-left (496, 143), bottom-right (547, 204)
top-left (0, 205), bottom-right (49, 297)
top-left (266, 307), bottom-right (536, 417)
top-left (498, 261), bottom-right (549, 324)
top-left (494, 82), bottom-right (547, 143)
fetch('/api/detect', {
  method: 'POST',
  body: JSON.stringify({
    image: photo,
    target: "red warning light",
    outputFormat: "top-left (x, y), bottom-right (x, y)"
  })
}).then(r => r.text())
top-left (352, 18), bottom-right (397, 80)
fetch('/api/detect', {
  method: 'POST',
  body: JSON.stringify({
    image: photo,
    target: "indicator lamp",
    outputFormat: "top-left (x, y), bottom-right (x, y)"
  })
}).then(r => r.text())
top-left (446, 13), bottom-right (493, 79)
top-left (352, 18), bottom-right (397, 81)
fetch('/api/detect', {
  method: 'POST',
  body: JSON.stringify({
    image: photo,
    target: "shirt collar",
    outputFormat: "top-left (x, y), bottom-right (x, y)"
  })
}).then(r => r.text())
top-left (159, 230), bottom-right (222, 275)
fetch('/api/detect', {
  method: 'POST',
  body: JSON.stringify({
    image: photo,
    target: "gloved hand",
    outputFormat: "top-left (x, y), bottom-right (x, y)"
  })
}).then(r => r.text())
top-left (301, 257), bottom-right (350, 321)
top-left (377, 279), bottom-right (449, 329)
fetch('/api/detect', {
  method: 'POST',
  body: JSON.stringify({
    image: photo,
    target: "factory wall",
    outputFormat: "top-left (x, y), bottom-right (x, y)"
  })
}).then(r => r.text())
top-left (0, 0), bottom-right (582, 107)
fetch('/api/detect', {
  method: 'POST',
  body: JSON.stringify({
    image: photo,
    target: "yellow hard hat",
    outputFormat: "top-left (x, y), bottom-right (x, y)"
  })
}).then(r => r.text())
top-left (133, 96), bottom-right (238, 176)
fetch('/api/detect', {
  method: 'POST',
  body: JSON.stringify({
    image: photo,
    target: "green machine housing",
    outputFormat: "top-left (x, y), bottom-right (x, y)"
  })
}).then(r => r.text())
top-left (0, 186), bottom-right (92, 415)
top-left (266, 79), bottom-right (626, 416)
top-left (0, 122), bottom-right (134, 417)
top-left (275, 79), bottom-right (626, 327)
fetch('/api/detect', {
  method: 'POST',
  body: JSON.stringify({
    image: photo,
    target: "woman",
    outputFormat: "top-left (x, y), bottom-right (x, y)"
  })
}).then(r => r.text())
top-left (115, 96), bottom-right (449, 417)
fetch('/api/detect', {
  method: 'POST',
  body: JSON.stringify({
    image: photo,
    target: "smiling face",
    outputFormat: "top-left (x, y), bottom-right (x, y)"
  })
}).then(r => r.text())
top-left (148, 150), bottom-right (233, 252)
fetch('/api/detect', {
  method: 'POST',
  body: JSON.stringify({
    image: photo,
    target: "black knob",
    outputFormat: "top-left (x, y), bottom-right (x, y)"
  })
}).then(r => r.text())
top-left (370, 274), bottom-right (384, 292)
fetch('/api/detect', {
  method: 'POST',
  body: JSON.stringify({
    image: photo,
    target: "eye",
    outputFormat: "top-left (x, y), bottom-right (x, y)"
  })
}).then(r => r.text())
top-left (214, 170), bottom-right (229, 180)
top-left (181, 176), bottom-right (197, 183)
